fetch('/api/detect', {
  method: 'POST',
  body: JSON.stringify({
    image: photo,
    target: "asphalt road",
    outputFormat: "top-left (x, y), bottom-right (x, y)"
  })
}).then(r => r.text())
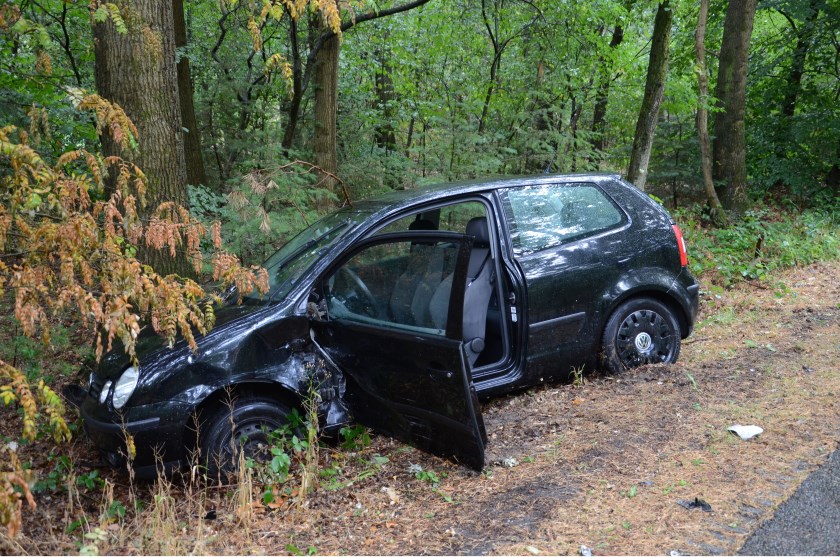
top-left (738, 447), bottom-right (840, 555)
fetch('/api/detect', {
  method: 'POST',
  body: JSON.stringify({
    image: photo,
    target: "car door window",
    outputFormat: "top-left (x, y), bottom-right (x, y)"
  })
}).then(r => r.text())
top-left (502, 183), bottom-right (624, 254)
top-left (324, 238), bottom-right (460, 335)
top-left (376, 201), bottom-right (488, 235)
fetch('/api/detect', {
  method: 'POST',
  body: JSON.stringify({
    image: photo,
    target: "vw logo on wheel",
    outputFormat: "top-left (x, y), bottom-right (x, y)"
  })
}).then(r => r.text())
top-left (634, 332), bottom-right (653, 352)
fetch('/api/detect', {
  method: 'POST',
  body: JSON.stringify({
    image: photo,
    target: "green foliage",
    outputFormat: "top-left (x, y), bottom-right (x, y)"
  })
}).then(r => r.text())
top-left (339, 425), bottom-right (371, 451)
top-left (32, 452), bottom-right (71, 493)
top-left (676, 202), bottom-right (840, 286)
top-left (189, 161), bottom-right (324, 267)
top-left (76, 469), bottom-right (104, 491)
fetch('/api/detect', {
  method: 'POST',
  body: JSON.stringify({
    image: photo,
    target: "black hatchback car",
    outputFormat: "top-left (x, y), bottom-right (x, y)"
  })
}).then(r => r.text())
top-left (80, 173), bottom-right (699, 475)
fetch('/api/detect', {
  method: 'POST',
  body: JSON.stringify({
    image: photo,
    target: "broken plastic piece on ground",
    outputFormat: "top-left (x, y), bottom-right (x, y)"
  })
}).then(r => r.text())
top-left (579, 544), bottom-right (593, 556)
top-left (728, 424), bottom-right (764, 440)
top-left (676, 497), bottom-right (713, 512)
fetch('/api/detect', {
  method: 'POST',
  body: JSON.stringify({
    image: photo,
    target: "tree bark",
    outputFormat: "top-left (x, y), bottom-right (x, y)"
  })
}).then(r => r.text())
top-left (712, 0), bottom-right (758, 213)
top-left (173, 0), bottom-right (207, 187)
top-left (94, 0), bottom-right (190, 275)
top-left (695, 0), bottom-right (725, 225)
top-left (313, 20), bottom-right (339, 203)
top-left (626, 0), bottom-right (672, 192)
top-left (282, 17), bottom-right (303, 150)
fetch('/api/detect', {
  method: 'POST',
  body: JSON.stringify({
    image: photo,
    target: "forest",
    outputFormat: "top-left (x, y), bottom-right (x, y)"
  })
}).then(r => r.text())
top-left (0, 0), bottom-right (839, 551)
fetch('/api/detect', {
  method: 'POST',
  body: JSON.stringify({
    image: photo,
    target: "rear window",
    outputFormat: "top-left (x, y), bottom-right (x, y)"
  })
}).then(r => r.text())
top-left (502, 183), bottom-right (624, 254)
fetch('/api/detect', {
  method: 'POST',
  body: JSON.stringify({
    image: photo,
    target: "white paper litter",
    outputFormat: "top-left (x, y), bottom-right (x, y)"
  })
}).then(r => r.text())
top-left (727, 424), bottom-right (764, 440)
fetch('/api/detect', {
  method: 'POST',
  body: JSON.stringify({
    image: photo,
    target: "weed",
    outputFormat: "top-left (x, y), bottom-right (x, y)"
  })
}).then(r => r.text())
top-left (685, 372), bottom-right (698, 390)
top-left (571, 365), bottom-right (585, 387)
top-left (662, 479), bottom-right (688, 495)
top-left (32, 452), bottom-right (71, 493)
top-left (286, 543), bottom-right (318, 556)
top-left (339, 424), bottom-right (371, 451)
top-left (76, 470), bottom-right (104, 491)
top-left (79, 527), bottom-right (108, 556)
top-left (621, 485), bottom-right (637, 498)
top-left (412, 465), bottom-right (441, 485)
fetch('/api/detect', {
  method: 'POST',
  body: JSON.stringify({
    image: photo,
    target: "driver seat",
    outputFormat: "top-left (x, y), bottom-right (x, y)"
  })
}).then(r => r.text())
top-left (429, 217), bottom-right (495, 366)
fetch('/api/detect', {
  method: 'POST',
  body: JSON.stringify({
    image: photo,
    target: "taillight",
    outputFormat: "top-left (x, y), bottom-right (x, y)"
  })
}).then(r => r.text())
top-left (672, 224), bottom-right (688, 267)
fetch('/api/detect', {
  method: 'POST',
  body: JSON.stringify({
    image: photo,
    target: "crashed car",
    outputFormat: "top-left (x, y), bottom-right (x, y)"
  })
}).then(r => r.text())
top-left (79, 173), bottom-right (699, 475)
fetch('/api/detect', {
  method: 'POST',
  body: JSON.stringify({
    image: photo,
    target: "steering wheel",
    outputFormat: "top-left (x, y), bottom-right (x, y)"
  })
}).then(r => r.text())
top-left (337, 267), bottom-right (383, 319)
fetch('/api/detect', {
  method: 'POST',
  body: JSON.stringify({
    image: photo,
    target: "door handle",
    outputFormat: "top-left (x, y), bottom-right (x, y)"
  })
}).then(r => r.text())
top-left (427, 363), bottom-right (454, 379)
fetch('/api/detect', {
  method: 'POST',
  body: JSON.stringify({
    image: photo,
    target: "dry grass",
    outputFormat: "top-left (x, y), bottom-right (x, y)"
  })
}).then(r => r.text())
top-left (3, 260), bottom-right (839, 555)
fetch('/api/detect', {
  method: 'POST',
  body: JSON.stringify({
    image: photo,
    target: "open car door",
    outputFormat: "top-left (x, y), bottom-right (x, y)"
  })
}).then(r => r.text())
top-left (309, 232), bottom-right (486, 469)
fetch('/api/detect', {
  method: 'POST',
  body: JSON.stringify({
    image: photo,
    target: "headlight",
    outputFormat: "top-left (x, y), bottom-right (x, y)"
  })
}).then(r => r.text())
top-left (112, 366), bottom-right (139, 410)
top-left (99, 381), bottom-right (112, 404)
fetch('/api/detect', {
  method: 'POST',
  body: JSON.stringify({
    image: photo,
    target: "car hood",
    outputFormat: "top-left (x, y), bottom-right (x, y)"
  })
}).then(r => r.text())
top-left (95, 301), bottom-right (275, 381)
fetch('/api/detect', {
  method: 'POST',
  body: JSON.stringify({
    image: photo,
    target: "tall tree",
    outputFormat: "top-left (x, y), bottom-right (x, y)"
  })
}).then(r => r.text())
top-left (712, 0), bottom-right (758, 212)
top-left (778, 0), bottom-right (821, 120)
top-left (694, 0), bottom-right (725, 224)
top-left (591, 21), bottom-right (625, 156)
top-left (313, 16), bottom-right (340, 200)
top-left (173, 0), bottom-right (207, 187)
top-left (626, 0), bottom-right (672, 191)
top-left (307, 0), bottom-right (432, 198)
top-left (93, 0), bottom-right (189, 274)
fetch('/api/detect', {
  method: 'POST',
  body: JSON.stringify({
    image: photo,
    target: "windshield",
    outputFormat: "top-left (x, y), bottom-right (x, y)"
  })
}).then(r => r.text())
top-left (233, 211), bottom-right (361, 305)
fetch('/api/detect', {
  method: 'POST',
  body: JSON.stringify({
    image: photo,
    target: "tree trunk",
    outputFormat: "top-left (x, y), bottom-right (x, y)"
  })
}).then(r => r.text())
top-left (94, 0), bottom-right (190, 275)
top-left (313, 23), bottom-right (339, 204)
top-left (592, 23), bottom-right (625, 155)
top-left (282, 17), bottom-right (303, 150)
top-left (626, 0), bottom-right (672, 192)
top-left (773, 0), bottom-right (821, 186)
top-left (478, 0), bottom-right (502, 135)
top-left (712, 0), bottom-right (758, 213)
top-left (173, 0), bottom-right (207, 187)
top-left (780, 0), bottom-right (820, 119)
top-left (695, 0), bottom-right (725, 225)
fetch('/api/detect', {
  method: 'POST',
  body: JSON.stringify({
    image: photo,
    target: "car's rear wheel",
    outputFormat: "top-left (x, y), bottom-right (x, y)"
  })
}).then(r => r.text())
top-left (199, 394), bottom-right (293, 479)
top-left (601, 297), bottom-right (681, 373)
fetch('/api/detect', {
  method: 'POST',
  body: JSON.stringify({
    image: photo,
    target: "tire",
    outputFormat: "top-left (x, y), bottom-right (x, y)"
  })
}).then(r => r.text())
top-left (199, 394), bottom-right (293, 479)
top-left (601, 297), bottom-right (681, 374)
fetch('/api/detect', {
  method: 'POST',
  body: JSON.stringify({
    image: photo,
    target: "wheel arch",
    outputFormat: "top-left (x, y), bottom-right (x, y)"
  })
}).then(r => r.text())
top-left (602, 287), bottom-right (690, 342)
top-left (183, 380), bottom-right (305, 454)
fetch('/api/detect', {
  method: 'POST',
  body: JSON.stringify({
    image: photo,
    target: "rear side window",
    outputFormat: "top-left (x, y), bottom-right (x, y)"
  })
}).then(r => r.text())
top-left (502, 183), bottom-right (624, 254)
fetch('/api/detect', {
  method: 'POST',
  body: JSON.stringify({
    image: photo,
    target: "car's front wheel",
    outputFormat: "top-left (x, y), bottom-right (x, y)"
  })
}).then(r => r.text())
top-left (199, 394), bottom-right (293, 479)
top-left (601, 297), bottom-right (681, 373)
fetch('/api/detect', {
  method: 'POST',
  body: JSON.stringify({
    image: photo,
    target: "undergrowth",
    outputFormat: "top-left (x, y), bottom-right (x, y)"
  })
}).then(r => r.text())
top-left (675, 202), bottom-right (840, 287)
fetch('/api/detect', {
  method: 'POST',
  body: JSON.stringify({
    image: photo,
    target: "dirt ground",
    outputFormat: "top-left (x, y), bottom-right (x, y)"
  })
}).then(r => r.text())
top-left (5, 259), bottom-right (840, 555)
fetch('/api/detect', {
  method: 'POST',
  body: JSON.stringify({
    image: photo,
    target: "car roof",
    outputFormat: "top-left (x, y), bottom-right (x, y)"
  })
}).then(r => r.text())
top-left (341, 173), bottom-right (623, 217)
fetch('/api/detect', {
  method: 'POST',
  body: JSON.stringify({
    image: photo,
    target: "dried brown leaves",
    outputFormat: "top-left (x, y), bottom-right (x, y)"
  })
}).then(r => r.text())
top-left (0, 102), bottom-right (268, 536)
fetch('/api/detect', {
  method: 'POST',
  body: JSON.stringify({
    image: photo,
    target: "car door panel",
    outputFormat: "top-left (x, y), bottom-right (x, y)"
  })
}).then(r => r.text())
top-left (310, 233), bottom-right (486, 470)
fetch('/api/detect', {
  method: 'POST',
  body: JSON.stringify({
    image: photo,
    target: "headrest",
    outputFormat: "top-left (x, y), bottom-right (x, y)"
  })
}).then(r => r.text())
top-left (466, 217), bottom-right (490, 246)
